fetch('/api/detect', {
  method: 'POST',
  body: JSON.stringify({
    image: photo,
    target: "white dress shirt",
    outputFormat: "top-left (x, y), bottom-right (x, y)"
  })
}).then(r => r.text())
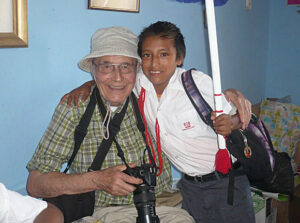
top-left (134, 68), bottom-right (233, 176)
top-left (0, 182), bottom-right (47, 223)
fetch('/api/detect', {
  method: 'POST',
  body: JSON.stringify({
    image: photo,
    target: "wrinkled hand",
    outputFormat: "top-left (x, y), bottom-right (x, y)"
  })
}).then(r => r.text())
top-left (224, 88), bottom-right (251, 129)
top-left (60, 80), bottom-right (94, 107)
top-left (211, 112), bottom-right (232, 136)
top-left (92, 164), bottom-right (143, 196)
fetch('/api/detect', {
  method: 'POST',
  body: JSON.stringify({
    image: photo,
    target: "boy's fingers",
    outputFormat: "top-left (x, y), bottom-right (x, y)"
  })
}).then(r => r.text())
top-left (59, 94), bottom-right (69, 104)
top-left (82, 94), bottom-right (89, 102)
top-left (67, 96), bottom-right (73, 107)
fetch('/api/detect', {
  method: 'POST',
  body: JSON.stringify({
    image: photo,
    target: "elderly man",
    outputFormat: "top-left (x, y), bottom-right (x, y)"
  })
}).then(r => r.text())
top-left (26, 27), bottom-right (195, 223)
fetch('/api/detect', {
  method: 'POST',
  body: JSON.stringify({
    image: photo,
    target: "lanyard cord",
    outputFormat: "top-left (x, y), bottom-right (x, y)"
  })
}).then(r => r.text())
top-left (155, 119), bottom-right (163, 176)
top-left (101, 105), bottom-right (112, 140)
top-left (138, 88), bottom-right (163, 176)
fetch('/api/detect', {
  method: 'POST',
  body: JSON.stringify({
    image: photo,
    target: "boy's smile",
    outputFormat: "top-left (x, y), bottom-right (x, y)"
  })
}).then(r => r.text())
top-left (141, 35), bottom-right (183, 95)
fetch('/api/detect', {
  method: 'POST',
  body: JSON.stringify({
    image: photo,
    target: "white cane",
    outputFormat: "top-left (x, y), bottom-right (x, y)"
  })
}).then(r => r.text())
top-left (205, 0), bottom-right (231, 174)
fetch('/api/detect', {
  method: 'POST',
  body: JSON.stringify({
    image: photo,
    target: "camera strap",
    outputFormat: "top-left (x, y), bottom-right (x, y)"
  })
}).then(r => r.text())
top-left (63, 87), bottom-right (157, 174)
top-left (63, 87), bottom-right (98, 173)
top-left (88, 88), bottom-right (129, 171)
top-left (96, 92), bottom-right (157, 171)
top-left (131, 93), bottom-right (156, 167)
top-left (63, 87), bottom-right (129, 173)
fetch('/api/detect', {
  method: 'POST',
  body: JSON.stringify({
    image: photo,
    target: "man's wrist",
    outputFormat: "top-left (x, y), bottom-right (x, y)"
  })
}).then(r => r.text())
top-left (86, 171), bottom-right (102, 191)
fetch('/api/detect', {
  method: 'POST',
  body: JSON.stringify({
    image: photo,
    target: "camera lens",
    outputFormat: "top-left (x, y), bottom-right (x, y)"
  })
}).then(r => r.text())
top-left (134, 184), bottom-right (159, 223)
top-left (123, 165), bottom-right (159, 223)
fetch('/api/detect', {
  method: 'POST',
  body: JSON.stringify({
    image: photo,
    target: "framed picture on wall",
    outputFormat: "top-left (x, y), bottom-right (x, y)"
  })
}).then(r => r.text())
top-left (0, 0), bottom-right (28, 48)
top-left (88, 0), bottom-right (140, 13)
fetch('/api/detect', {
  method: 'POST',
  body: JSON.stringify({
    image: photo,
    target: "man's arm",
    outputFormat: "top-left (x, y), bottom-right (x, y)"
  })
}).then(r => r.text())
top-left (27, 164), bottom-right (142, 198)
top-left (223, 88), bottom-right (251, 129)
top-left (27, 170), bottom-right (96, 197)
top-left (27, 101), bottom-right (142, 199)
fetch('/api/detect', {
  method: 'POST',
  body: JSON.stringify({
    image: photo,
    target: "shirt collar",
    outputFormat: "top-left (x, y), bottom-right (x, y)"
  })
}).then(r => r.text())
top-left (138, 67), bottom-right (186, 92)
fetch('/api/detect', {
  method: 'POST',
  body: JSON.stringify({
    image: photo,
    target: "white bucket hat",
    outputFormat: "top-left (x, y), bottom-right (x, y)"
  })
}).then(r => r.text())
top-left (78, 26), bottom-right (141, 73)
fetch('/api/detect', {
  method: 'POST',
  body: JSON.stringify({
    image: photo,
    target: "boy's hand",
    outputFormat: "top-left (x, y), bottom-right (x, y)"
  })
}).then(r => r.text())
top-left (60, 80), bottom-right (95, 107)
top-left (211, 112), bottom-right (232, 136)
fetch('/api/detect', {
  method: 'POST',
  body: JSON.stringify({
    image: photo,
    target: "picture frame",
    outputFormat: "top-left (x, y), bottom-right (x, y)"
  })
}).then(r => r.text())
top-left (88, 0), bottom-right (140, 13)
top-left (0, 0), bottom-right (28, 48)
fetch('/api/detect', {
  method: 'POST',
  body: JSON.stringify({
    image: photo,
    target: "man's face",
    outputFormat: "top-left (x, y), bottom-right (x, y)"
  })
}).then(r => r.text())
top-left (141, 35), bottom-right (184, 95)
top-left (91, 55), bottom-right (137, 106)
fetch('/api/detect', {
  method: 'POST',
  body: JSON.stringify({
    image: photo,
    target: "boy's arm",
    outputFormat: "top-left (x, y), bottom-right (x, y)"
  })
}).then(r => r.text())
top-left (60, 80), bottom-right (95, 106)
top-left (62, 77), bottom-right (251, 128)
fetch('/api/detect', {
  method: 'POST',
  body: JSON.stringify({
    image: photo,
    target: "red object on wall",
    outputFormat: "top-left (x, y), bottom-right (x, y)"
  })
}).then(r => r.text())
top-left (287, 0), bottom-right (300, 5)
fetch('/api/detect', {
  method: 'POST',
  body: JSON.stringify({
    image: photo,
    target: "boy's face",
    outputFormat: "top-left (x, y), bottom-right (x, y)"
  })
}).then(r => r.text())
top-left (141, 35), bottom-right (184, 94)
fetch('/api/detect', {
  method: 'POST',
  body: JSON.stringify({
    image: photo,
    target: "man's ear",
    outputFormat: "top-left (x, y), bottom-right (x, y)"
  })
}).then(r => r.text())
top-left (88, 60), bottom-right (96, 80)
top-left (176, 56), bottom-right (184, 67)
top-left (88, 59), bottom-right (93, 73)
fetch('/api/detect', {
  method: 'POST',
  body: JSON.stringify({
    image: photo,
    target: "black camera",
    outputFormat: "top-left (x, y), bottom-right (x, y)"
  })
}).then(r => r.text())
top-left (123, 164), bottom-right (160, 223)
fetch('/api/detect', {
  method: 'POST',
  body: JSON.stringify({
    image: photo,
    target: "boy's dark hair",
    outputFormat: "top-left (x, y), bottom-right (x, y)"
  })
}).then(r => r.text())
top-left (138, 21), bottom-right (186, 61)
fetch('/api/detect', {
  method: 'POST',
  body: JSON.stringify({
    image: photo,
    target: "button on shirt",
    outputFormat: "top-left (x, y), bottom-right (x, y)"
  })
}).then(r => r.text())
top-left (135, 68), bottom-right (233, 176)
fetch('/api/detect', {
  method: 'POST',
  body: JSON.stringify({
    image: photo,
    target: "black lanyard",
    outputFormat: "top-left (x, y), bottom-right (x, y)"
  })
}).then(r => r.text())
top-left (88, 89), bottom-right (129, 171)
top-left (95, 90), bottom-right (156, 170)
top-left (64, 87), bottom-right (157, 173)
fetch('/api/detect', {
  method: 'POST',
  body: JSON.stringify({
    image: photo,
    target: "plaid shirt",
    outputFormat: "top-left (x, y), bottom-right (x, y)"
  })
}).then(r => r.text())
top-left (27, 89), bottom-right (172, 207)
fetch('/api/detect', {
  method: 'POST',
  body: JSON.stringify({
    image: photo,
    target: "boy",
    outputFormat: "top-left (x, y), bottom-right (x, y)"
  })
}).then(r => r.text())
top-left (62, 21), bottom-right (254, 223)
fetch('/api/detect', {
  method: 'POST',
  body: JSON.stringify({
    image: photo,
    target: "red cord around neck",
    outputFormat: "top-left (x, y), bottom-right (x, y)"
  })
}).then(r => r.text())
top-left (138, 88), bottom-right (163, 176)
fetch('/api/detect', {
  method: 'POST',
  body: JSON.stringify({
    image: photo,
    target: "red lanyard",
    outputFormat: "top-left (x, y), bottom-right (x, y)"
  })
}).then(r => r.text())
top-left (138, 88), bottom-right (163, 176)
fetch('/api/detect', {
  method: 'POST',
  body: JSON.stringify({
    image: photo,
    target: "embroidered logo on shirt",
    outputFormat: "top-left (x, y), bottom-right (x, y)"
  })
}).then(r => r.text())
top-left (182, 121), bottom-right (195, 131)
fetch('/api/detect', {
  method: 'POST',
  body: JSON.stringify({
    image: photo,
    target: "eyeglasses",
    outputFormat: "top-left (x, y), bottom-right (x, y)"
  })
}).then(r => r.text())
top-left (92, 61), bottom-right (136, 74)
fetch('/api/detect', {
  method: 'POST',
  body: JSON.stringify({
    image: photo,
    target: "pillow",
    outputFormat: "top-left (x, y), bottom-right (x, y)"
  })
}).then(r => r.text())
top-left (259, 99), bottom-right (300, 158)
